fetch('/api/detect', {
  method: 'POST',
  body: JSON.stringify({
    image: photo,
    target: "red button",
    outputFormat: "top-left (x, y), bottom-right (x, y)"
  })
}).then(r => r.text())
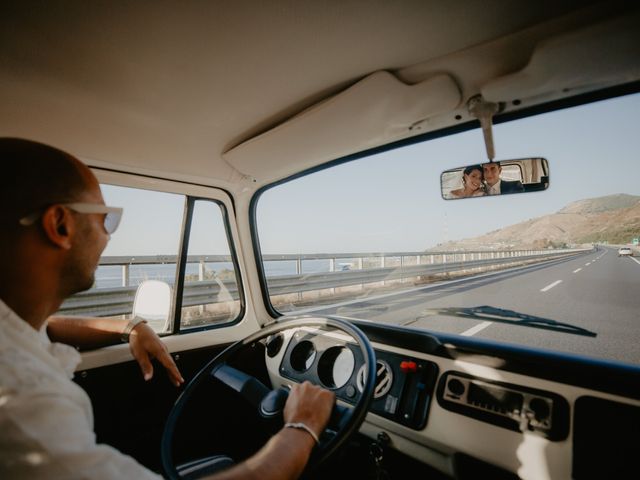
top-left (400, 361), bottom-right (418, 373)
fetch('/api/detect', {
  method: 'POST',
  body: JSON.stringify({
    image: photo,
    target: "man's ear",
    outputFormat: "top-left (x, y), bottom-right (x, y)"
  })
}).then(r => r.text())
top-left (41, 205), bottom-right (75, 250)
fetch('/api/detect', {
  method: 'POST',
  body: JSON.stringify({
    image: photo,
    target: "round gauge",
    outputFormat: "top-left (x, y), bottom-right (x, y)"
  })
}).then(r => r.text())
top-left (332, 348), bottom-right (355, 388)
top-left (289, 340), bottom-right (317, 372)
top-left (318, 346), bottom-right (355, 389)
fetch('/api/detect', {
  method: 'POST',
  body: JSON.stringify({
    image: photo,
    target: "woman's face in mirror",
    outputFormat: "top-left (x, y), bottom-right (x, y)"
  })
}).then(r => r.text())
top-left (464, 169), bottom-right (483, 191)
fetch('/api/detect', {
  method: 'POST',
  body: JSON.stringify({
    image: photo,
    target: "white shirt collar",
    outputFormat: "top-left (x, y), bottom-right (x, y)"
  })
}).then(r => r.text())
top-left (487, 179), bottom-right (502, 195)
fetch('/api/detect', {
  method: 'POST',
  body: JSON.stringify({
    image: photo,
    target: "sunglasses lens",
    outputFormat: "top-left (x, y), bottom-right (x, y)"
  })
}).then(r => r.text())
top-left (104, 211), bottom-right (122, 234)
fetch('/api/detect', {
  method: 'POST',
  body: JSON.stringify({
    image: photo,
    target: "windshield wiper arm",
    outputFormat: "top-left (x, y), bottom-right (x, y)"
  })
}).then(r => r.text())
top-left (418, 305), bottom-right (597, 337)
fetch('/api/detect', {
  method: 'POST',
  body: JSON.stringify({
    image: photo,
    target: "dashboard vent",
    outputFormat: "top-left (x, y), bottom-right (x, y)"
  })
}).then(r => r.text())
top-left (357, 360), bottom-right (393, 398)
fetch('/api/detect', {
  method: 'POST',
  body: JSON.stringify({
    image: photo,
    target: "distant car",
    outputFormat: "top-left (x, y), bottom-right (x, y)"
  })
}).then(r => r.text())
top-left (618, 247), bottom-right (633, 257)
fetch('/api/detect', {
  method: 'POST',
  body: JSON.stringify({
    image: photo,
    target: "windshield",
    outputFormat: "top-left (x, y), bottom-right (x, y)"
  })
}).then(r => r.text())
top-left (256, 92), bottom-right (640, 366)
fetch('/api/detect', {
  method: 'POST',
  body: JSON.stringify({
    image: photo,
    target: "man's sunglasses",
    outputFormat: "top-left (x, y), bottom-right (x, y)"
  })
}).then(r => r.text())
top-left (19, 202), bottom-right (124, 234)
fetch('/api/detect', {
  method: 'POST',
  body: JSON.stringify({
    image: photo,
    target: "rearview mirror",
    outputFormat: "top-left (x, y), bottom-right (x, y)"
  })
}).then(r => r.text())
top-left (441, 158), bottom-right (549, 200)
top-left (133, 280), bottom-right (172, 333)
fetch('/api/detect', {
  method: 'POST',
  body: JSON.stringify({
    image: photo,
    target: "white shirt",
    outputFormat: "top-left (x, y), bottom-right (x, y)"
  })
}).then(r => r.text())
top-left (486, 180), bottom-right (501, 195)
top-left (0, 299), bottom-right (162, 479)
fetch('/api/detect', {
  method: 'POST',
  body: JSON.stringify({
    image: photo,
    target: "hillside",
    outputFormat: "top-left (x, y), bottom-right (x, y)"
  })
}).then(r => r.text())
top-left (558, 194), bottom-right (640, 215)
top-left (434, 194), bottom-right (640, 250)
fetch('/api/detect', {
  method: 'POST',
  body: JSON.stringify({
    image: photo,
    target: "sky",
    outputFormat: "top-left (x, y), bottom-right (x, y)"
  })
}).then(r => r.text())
top-left (257, 92), bottom-right (640, 253)
top-left (101, 92), bottom-right (640, 256)
top-left (100, 188), bottom-right (231, 256)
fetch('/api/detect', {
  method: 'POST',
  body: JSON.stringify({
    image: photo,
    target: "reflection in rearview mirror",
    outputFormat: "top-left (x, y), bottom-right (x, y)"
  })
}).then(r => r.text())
top-left (441, 158), bottom-right (549, 200)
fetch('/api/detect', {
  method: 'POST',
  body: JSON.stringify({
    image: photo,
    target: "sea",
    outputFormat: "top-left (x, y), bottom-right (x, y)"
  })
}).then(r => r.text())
top-left (94, 258), bottom-right (358, 289)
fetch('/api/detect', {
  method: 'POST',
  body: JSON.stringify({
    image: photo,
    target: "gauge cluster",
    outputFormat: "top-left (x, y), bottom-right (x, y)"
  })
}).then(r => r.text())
top-left (271, 328), bottom-right (439, 430)
top-left (278, 330), bottom-right (364, 398)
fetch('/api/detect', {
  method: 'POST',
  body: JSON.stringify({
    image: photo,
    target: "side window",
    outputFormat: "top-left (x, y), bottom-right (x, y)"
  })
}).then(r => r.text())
top-left (500, 164), bottom-right (523, 182)
top-left (180, 200), bottom-right (242, 329)
top-left (59, 184), bottom-right (185, 333)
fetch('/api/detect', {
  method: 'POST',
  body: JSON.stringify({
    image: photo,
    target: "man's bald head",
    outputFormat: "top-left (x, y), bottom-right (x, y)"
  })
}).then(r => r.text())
top-left (0, 139), bottom-right (110, 320)
top-left (0, 138), bottom-right (95, 232)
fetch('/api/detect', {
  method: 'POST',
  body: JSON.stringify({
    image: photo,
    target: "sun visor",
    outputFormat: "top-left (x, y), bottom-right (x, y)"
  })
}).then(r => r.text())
top-left (481, 13), bottom-right (640, 104)
top-left (223, 71), bottom-right (460, 182)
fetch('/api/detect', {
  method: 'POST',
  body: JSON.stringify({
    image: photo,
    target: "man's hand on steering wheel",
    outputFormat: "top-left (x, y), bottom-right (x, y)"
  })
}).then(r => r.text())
top-left (161, 316), bottom-right (376, 479)
top-left (284, 381), bottom-right (335, 442)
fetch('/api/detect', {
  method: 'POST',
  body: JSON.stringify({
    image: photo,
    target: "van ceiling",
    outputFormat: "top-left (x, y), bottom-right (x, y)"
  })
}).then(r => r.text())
top-left (0, 1), bottom-right (631, 189)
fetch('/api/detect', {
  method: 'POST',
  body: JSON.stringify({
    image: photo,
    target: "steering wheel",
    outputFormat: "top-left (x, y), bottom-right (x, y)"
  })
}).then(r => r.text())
top-left (161, 316), bottom-right (377, 479)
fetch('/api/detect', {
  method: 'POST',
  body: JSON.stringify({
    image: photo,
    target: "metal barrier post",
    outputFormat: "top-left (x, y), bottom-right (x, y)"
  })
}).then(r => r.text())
top-left (121, 264), bottom-right (129, 287)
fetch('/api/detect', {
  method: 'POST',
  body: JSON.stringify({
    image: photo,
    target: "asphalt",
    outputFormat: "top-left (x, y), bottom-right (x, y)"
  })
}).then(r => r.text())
top-left (310, 247), bottom-right (640, 365)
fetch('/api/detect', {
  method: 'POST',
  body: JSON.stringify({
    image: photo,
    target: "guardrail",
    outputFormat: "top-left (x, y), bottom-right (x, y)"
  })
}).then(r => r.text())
top-left (264, 249), bottom-right (588, 294)
top-left (58, 248), bottom-right (591, 317)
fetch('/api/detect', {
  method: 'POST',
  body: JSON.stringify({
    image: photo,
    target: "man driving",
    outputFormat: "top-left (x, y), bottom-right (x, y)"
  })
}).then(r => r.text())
top-left (0, 138), bottom-right (335, 479)
top-left (482, 161), bottom-right (524, 195)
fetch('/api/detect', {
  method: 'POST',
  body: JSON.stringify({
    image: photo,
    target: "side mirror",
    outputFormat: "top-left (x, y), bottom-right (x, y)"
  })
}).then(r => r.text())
top-left (441, 158), bottom-right (549, 200)
top-left (133, 280), bottom-right (172, 333)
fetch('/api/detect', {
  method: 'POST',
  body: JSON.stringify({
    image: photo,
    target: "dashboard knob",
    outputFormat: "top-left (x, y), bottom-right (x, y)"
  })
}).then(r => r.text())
top-left (345, 385), bottom-right (356, 398)
top-left (400, 360), bottom-right (418, 373)
top-left (447, 378), bottom-right (466, 396)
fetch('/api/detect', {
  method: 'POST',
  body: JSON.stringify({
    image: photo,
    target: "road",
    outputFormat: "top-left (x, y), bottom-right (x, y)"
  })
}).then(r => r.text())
top-left (308, 247), bottom-right (640, 365)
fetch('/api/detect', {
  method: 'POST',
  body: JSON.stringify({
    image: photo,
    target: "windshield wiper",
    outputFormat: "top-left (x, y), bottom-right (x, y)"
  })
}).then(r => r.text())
top-left (415, 305), bottom-right (597, 337)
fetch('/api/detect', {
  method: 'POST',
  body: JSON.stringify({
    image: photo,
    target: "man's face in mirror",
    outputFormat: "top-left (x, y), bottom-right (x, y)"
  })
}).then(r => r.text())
top-left (483, 163), bottom-right (501, 187)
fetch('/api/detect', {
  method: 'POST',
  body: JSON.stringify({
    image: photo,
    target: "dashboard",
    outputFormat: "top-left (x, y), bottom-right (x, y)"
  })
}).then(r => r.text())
top-left (271, 328), bottom-right (438, 430)
top-left (262, 320), bottom-right (640, 479)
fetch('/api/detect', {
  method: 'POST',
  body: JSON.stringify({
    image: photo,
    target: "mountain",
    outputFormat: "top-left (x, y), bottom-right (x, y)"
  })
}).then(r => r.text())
top-left (433, 194), bottom-right (640, 250)
top-left (558, 194), bottom-right (640, 215)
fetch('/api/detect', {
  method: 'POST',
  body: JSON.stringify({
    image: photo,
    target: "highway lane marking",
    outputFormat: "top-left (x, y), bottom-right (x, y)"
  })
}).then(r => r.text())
top-left (630, 257), bottom-right (640, 266)
top-left (461, 321), bottom-right (492, 337)
top-left (573, 268), bottom-right (582, 273)
top-left (540, 280), bottom-right (562, 292)
top-left (585, 263), bottom-right (591, 266)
